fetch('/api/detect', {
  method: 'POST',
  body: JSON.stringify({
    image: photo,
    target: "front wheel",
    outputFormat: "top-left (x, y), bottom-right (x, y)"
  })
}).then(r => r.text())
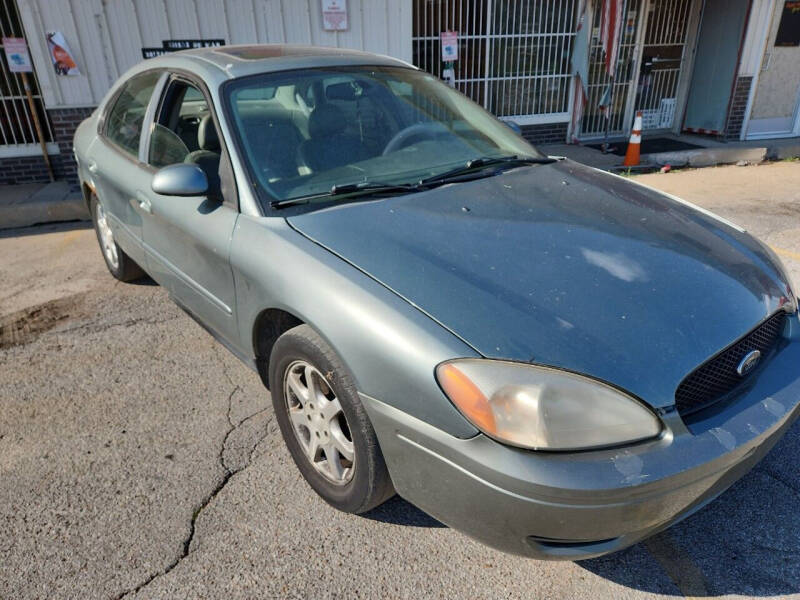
top-left (269, 324), bottom-right (394, 513)
top-left (90, 193), bottom-right (144, 282)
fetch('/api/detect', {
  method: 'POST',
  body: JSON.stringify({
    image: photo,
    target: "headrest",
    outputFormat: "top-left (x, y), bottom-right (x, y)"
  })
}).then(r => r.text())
top-left (326, 82), bottom-right (357, 100)
top-left (198, 115), bottom-right (220, 152)
top-left (308, 104), bottom-right (347, 138)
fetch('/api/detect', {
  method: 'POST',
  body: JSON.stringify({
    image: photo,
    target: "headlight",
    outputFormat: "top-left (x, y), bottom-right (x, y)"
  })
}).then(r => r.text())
top-left (436, 359), bottom-right (662, 451)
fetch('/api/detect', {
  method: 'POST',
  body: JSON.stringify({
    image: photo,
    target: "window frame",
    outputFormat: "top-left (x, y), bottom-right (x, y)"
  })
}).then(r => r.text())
top-left (220, 64), bottom-right (541, 215)
top-left (142, 69), bottom-right (239, 210)
top-left (99, 69), bottom-right (167, 164)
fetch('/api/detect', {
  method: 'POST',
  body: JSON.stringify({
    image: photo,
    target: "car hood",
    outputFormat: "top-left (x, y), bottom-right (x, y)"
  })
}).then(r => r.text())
top-left (287, 160), bottom-right (792, 407)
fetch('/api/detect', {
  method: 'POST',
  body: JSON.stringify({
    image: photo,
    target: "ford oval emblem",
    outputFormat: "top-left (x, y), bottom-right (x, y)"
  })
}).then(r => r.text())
top-left (736, 350), bottom-right (761, 376)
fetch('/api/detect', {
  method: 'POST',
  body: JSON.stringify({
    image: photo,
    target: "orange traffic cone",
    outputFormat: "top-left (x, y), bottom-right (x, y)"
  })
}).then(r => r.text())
top-left (623, 111), bottom-right (643, 167)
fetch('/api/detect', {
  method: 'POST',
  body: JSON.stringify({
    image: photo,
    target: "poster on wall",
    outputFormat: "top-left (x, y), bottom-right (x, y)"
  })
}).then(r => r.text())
top-left (2, 37), bottom-right (32, 72)
top-left (46, 31), bottom-right (80, 75)
top-left (322, 0), bottom-right (348, 31)
top-left (775, 0), bottom-right (800, 46)
top-left (440, 31), bottom-right (458, 61)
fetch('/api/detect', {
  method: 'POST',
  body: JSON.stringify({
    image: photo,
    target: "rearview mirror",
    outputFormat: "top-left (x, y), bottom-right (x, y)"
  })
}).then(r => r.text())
top-left (151, 163), bottom-right (208, 197)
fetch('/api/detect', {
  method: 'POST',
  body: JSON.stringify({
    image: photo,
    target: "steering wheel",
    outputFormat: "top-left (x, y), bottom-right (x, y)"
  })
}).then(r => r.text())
top-left (382, 122), bottom-right (447, 156)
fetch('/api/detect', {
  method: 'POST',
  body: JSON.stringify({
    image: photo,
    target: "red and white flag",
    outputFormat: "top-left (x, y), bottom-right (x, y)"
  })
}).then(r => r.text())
top-left (600, 0), bottom-right (623, 77)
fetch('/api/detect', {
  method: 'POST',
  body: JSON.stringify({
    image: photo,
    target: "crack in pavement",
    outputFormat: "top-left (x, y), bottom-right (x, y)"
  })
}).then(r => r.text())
top-left (114, 377), bottom-right (274, 599)
top-left (53, 314), bottom-right (183, 338)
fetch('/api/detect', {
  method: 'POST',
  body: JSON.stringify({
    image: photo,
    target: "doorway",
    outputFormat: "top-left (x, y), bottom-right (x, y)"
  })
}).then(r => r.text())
top-left (579, 0), bottom-right (700, 140)
top-left (745, 0), bottom-right (800, 139)
top-left (683, 0), bottom-right (751, 135)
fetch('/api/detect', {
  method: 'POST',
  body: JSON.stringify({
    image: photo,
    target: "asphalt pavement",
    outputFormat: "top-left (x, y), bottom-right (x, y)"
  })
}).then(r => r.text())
top-left (1, 162), bottom-right (800, 599)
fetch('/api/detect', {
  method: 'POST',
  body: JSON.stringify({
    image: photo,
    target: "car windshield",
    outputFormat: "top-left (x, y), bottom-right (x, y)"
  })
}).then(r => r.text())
top-left (222, 65), bottom-right (545, 206)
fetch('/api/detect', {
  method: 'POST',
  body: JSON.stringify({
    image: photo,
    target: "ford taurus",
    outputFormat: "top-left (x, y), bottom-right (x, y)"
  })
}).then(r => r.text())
top-left (73, 45), bottom-right (800, 560)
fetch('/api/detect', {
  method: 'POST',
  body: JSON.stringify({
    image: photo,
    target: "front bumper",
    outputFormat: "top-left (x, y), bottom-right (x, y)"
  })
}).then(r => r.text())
top-left (361, 337), bottom-right (800, 560)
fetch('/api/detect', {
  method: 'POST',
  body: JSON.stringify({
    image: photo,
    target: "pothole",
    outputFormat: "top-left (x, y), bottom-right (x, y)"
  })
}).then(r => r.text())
top-left (0, 293), bottom-right (88, 349)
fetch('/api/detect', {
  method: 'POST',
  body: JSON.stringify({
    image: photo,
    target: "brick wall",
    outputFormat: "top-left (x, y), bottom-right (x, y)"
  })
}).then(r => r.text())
top-left (521, 122), bottom-right (568, 145)
top-left (0, 106), bottom-right (94, 188)
top-left (725, 76), bottom-right (752, 141)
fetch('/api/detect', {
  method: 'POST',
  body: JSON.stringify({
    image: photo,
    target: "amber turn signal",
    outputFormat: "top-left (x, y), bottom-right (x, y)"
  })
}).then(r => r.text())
top-left (436, 362), bottom-right (497, 434)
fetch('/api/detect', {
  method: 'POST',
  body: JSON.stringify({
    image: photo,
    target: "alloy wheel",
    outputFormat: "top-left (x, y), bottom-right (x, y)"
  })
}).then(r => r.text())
top-left (283, 360), bottom-right (355, 485)
top-left (95, 201), bottom-right (119, 270)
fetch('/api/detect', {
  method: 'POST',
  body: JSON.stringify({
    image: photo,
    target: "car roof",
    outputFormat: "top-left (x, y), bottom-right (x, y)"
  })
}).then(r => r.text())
top-left (133, 44), bottom-right (415, 86)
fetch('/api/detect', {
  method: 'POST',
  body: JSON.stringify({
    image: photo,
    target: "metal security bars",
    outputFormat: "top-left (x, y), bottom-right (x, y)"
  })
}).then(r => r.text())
top-left (634, 0), bottom-right (693, 131)
top-left (579, 0), bottom-right (696, 139)
top-left (0, 0), bottom-right (54, 149)
top-left (580, 0), bottom-right (642, 138)
top-left (412, 0), bottom-right (579, 124)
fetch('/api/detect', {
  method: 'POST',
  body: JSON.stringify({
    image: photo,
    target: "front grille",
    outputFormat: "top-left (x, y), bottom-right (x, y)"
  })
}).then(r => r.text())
top-left (675, 311), bottom-right (787, 415)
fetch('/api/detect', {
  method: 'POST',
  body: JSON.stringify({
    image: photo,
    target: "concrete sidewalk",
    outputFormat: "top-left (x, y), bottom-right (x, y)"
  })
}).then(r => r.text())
top-left (540, 134), bottom-right (800, 171)
top-left (0, 181), bottom-right (87, 230)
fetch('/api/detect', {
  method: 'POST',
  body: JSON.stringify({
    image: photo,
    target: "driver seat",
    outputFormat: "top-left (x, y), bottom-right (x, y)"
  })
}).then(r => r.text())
top-left (185, 115), bottom-right (221, 196)
top-left (298, 104), bottom-right (369, 172)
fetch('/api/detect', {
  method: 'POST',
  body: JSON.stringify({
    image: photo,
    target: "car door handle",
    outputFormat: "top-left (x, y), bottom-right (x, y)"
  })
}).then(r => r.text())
top-left (88, 160), bottom-right (99, 174)
top-left (136, 191), bottom-right (152, 214)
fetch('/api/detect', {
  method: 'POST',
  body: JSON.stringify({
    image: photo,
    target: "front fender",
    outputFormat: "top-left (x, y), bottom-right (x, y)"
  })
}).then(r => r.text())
top-left (230, 214), bottom-right (479, 438)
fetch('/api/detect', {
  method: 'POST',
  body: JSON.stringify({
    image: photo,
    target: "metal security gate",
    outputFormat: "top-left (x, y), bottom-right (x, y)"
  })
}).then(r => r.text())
top-left (413, 0), bottom-right (579, 124)
top-left (579, 0), bottom-right (697, 139)
top-left (0, 0), bottom-right (53, 150)
top-left (635, 0), bottom-right (695, 131)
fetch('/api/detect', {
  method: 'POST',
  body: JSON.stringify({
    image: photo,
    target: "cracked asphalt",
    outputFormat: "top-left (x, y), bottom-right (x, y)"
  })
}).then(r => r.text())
top-left (1, 162), bottom-right (800, 599)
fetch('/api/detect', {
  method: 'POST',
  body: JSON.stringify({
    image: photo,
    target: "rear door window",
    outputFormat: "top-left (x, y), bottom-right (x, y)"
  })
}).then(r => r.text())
top-left (104, 71), bottom-right (161, 158)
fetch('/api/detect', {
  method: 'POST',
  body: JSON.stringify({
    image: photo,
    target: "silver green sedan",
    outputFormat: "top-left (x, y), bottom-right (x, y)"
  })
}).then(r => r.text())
top-left (73, 45), bottom-right (800, 560)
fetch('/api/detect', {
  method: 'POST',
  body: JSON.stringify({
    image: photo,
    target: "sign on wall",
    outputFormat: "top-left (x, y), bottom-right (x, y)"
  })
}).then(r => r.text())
top-left (322, 0), bottom-right (348, 31)
top-left (163, 39), bottom-right (225, 51)
top-left (142, 39), bottom-right (225, 59)
top-left (775, 1), bottom-right (800, 47)
top-left (2, 37), bottom-right (32, 72)
top-left (46, 31), bottom-right (80, 76)
top-left (440, 31), bottom-right (458, 61)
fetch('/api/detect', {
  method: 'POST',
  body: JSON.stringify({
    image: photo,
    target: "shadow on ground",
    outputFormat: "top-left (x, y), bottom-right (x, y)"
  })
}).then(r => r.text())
top-left (362, 495), bottom-right (445, 528)
top-left (0, 220), bottom-right (90, 239)
top-left (580, 420), bottom-right (800, 597)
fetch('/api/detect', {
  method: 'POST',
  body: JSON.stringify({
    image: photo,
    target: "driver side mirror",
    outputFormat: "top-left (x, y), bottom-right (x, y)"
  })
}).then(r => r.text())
top-left (151, 163), bottom-right (208, 197)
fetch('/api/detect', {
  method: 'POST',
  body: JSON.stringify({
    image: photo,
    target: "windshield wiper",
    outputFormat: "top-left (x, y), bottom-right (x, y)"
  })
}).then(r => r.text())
top-left (271, 181), bottom-right (420, 209)
top-left (419, 155), bottom-right (555, 187)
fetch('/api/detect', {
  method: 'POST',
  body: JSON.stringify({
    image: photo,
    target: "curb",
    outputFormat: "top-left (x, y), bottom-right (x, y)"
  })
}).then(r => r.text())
top-left (643, 146), bottom-right (768, 168)
top-left (0, 183), bottom-right (89, 230)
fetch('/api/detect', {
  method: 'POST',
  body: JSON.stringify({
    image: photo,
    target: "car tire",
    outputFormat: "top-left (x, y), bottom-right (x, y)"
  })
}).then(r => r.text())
top-left (270, 324), bottom-right (395, 513)
top-left (90, 192), bottom-right (144, 282)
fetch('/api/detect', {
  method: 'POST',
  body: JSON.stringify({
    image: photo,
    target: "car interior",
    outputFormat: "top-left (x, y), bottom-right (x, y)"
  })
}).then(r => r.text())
top-left (148, 76), bottom-right (399, 200)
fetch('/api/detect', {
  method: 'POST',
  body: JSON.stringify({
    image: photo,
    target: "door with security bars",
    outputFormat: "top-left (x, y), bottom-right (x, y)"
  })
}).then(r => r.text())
top-left (0, 0), bottom-right (54, 152)
top-left (412, 0), bottom-right (580, 125)
top-left (579, 0), bottom-right (699, 139)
